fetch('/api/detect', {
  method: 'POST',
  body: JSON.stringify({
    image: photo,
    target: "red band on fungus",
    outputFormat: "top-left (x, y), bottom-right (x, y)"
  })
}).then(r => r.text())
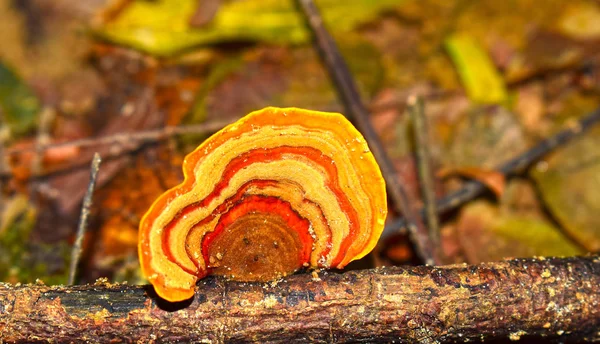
top-left (139, 107), bottom-right (387, 302)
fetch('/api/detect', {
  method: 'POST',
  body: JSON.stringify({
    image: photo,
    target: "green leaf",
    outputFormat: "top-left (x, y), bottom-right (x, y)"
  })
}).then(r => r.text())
top-left (0, 62), bottom-right (39, 136)
top-left (445, 34), bottom-right (508, 104)
top-left (97, 0), bottom-right (404, 56)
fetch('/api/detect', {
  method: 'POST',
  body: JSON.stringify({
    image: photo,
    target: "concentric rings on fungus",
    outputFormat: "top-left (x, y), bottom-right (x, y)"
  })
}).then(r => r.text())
top-left (139, 107), bottom-right (387, 302)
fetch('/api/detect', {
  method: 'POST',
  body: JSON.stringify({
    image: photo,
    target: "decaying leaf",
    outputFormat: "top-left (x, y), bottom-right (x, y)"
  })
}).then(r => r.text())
top-left (93, 149), bottom-right (184, 274)
top-left (437, 166), bottom-right (506, 199)
top-left (440, 107), bottom-right (527, 170)
top-left (199, 42), bottom-right (384, 125)
top-left (557, 1), bottom-right (600, 40)
top-left (531, 126), bottom-right (600, 252)
top-left (456, 201), bottom-right (583, 264)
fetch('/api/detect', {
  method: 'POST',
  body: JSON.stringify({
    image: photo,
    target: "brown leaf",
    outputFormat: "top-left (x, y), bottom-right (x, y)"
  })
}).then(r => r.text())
top-left (531, 125), bottom-right (600, 252)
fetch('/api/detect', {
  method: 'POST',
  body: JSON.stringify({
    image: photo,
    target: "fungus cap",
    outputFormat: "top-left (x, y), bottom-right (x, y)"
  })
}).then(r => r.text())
top-left (138, 107), bottom-right (387, 301)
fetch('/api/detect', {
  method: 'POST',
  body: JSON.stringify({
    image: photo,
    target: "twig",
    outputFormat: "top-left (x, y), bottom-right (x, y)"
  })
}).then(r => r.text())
top-left (295, 0), bottom-right (436, 264)
top-left (67, 153), bottom-right (102, 285)
top-left (5, 119), bottom-right (232, 157)
top-left (385, 106), bottom-right (600, 235)
top-left (408, 96), bottom-right (440, 250)
top-left (0, 119), bottom-right (233, 181)
top-left (1, 255), bottom-right (599, 342)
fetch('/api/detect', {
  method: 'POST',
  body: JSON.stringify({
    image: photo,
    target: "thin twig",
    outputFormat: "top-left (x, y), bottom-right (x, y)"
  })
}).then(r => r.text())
top-left (2, 90), bottom-right (452, 159)
top-left (5, 119), bottom-right (232, 157)
top-left (408, 96), bottom-right (440, 250)
top-left (68, 153), bottom-right (102, 285)
top-left (295, 0), bottom-right (437, 264)
top-left (385, 106), bottom-right (600, 235)
top-left (0, 119), bottom-right (232, 181)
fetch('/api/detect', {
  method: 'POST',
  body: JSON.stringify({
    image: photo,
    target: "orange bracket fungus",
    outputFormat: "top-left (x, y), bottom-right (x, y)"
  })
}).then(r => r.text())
top-left (139, 107), bottom-right (387, 302)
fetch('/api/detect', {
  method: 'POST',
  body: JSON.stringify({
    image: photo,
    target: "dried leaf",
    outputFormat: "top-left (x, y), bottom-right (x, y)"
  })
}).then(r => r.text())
top-left (504, 31), bottom-right (583, 83)
top-left (438, 166), bottom-right (506, 199)
top-left (531, 126), bottom-right (600, 252)
top-left (515, 82), bottom-right (546, 132)
top-left (441, 107), bottom-right (527, 170)
top-left (94, 150), bottom-right (183, 266)
top-left (7, 139), bottom-right (81, 182)
top-left (557, 2), bottom-right (600, 40)
top-left (456, 201), bottom-right (583, 264)
top-left (200, 42), bottom-right (383, 124)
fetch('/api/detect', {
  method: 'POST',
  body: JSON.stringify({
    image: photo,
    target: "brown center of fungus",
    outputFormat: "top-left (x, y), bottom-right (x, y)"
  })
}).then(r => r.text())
top-left (203, 195), bottom-right (310, 281)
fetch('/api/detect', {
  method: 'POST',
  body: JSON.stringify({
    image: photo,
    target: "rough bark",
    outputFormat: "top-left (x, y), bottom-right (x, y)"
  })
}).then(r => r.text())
top-left (0, 255), bottom-right (599, 343)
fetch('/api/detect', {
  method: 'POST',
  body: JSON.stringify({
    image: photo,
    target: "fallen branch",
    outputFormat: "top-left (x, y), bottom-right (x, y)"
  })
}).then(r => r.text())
top-left (1, 255), bottom-right (598, 343)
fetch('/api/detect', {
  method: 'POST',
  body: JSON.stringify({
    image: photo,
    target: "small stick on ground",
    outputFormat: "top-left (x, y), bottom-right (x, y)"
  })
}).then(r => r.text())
top-left (295, 0), bottom-right (436, 264)
top-left (0, 119), bottom-right (233, 181)
top-left (386, 106), bottom-right (600, 234)
top-left (408, 96), bottom-right (440, 250)
top-left (67, 152), bottom-right (102, 285)
top-left (5, 119), bottom-right (232, 158)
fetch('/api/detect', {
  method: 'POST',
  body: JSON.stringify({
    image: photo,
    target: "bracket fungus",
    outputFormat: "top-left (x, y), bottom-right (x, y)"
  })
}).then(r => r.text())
top-left (139, 107), bottom-right (387, 302)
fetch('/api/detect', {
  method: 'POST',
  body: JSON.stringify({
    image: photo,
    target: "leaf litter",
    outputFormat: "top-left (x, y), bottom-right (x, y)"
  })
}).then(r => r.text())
top-left (0, 0), bottom-right (599, 283)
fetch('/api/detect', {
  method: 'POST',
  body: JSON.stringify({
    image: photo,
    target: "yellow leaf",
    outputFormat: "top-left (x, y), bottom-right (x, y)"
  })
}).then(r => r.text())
top-left (96, 0), bottom-right (405, 56)
top-left (445, 34), bottom-right (507, 104)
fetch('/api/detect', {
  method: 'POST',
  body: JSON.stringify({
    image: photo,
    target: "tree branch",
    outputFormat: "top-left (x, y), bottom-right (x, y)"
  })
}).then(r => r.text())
top-left (1, 255), bottom-right (598, 343)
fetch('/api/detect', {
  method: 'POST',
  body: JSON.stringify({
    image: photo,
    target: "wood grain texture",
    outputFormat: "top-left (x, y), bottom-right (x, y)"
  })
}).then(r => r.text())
top-left (1, 255), bottom-right (599, 343)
